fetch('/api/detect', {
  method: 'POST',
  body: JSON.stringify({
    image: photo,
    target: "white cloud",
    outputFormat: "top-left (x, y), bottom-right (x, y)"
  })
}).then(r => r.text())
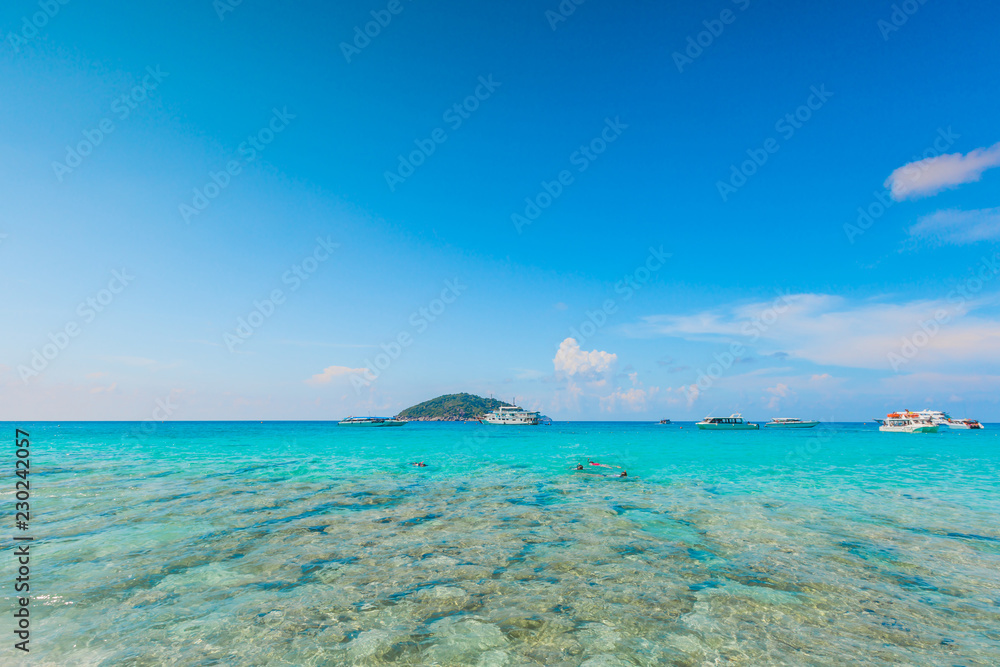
top-left (553, 338), bottom-right (617, 378)
top-left (765, 383), bottom-right (789, 410)
top-left (631, 293), bottom-right (1000, 372)
top-left (306, 365), bottom-right (367, 386)
top-left (908, 207), bottom-right (1000, 245)
top-left (600, 385), bottom-right (659, 412)
top-left (886, 141), bottom-right (1000, 200)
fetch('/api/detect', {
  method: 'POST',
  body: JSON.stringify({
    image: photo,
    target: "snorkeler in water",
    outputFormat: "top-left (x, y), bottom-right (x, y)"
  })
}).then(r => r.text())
top-left (410, 462), bottom-right (428, 467)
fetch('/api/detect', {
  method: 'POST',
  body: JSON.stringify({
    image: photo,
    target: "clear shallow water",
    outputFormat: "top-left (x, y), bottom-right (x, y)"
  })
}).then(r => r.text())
top-left (4, 421), bottom-right (1000, 666)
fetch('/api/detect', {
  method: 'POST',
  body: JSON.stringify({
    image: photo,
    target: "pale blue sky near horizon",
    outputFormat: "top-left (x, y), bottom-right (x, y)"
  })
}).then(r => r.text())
top-left (2, 0), bottom-right (1000, 421)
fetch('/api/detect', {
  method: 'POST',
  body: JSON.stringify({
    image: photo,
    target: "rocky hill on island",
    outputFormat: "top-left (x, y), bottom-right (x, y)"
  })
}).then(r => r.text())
top-left (397, 393), bottom-right (512, 421)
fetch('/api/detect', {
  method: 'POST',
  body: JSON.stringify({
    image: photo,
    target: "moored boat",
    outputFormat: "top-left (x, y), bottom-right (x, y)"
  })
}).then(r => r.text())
top-left (764, 418), bottom-right (819, 428)
top-left (913, 409), bottom-right (952, 426)
top-left (659, 419), bottom-right (671, 424)
top-left (948, 418), bottom-right (984, 430)
top-left (338, 417), bottom-right (407, 427)
top-left (876, 412), bottom-right (938, 433)
top-left (696, 414), bottom-right (759, 430)
top-left (481, 405), bottom-right (540, 425)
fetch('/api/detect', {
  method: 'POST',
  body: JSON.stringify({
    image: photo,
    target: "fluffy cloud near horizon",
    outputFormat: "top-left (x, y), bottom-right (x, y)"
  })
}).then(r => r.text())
top-left (600, 386), bottom-right (659, 412)
top-left (553, 338), bottom-right (617, 378)
top-left (909, 207), bottom-right (1000, 245)
top-left (630, 293), bottom-right (1000, 372)
top-left (885, 141), bottom-right (1000, 200)
top-left (306, 365), bottom-right (367, 386)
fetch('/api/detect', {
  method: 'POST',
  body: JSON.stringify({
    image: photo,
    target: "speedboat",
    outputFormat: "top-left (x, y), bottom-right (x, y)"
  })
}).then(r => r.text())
top-left (659, 419), bottom-right (671, 424)
top-left (948, 418), bottom-right (984, 430)
top-left (696, 414), bottom-right (759, 430)
top-left (481, 405), bottom-right (540, 425)
top-left (764, 418), bottom-right (819, 428)
top-left (876, 412), bottom-right (937, 433)
top-left (338, 417), bottom-right (407, 427)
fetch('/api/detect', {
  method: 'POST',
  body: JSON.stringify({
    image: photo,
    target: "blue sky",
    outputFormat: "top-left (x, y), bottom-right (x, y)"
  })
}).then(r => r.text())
top-left (3, 0), bottom-right (1000, 421)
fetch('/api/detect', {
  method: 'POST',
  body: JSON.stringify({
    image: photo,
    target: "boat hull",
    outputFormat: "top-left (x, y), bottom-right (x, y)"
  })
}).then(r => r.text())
top-left (879, 424), bottom-right (938, 433)
top-left (764, 421), bottom-right (819, 428)
top-left (696, 423), bottom-right (759, 430)
top-left (338, 420), bottom-right (407, 427)
top-left (480, 419), bottom-right (538, 425)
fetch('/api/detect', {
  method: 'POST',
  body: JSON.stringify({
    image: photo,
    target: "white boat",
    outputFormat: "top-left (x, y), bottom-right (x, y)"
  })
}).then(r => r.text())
top-left (876, 412), bottom-right (938, 433)
top-left (481, 405), bottom-right (540, 425)
top-left (912, 409), bottom-right (952, 426)
top-left (338, 417), bottom-right (407, 427)
top-left (948, 418), bottom-right (984, 430)
top-left (696, 414), bottom-right (759, 430)
top-left (764, 418), bottom-right (819, 428)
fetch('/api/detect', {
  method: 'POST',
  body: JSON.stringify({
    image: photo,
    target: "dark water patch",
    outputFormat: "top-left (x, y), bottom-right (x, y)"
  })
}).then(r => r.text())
top-left (301, 556), bottom-right (358, 578)
top-left (144, 491), bottom-right (203, 505)
top-left (341, 629), bottom-right (362, 644)
top-left (306, 525), bottom-right (329, 533)
top-left (892, 573), bottom-right (939, 592)
top-left (689, 580), bottom-right (722, 592)
top-left (424, 610), bottom-right (471, 624)
top-left (250, 497), bottom-right (404, 529)
top-left (386, 580), bottom-right (451, 602)
top-left (838, 540), bottom-right (900, 563)
top-left (880, 617), bottom-right (911, 632)
top-left (382, 639), bottom-right (425, 663)
top-left (946, 532), bottom-right (1000, 543)
top-left (218, 461), bottom-right (298, 477)
top-left (686, 547), bottom-right (718, 562)
top-left (254, 580), bottom-right (301, 592)
top-left (612, 544), bottom-right (646, 557)
top-left (401, 513), bottom-right (440, 527)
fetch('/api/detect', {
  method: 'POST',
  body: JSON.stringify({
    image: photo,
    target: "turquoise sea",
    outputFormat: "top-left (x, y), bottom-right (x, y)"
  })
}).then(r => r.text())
top-left (4, 421), bottom-right (1000, 666)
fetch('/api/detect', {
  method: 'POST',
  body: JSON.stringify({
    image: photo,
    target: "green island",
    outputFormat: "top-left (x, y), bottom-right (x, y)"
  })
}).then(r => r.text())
top-left (397, 393), bottom-right (511, 421)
